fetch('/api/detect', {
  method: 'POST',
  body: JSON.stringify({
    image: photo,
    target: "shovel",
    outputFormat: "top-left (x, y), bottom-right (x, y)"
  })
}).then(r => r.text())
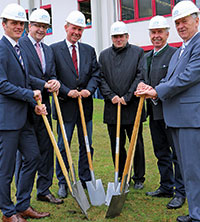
top-left (105, 102), bottom-right (121, 206)
top-left (78, 96), bottom-right (106, 206)
top-left (105, 96), bottom-right (145, 218)
top-left (37, 100), bottom-right (89, 219)
top-left (53, 92), bottom-right (90, 211)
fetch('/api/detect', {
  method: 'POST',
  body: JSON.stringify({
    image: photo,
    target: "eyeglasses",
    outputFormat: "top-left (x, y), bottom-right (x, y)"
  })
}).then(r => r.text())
top-left (31, 23), bottom-right (49, 29)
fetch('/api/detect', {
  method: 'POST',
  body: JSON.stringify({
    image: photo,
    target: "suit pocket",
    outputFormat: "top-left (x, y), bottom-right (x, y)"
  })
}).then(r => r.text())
top-left (180, 96), bottom-right (200, 104)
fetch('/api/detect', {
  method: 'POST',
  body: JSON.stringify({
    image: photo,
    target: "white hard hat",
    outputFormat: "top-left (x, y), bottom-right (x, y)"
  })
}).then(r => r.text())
top-left (110, 21), bottom-right (128, 36)
top-left (148, 15), bottom-right (170, 29)
top-left (30, 8), bottom-right (50, 25)
top-left (0, 3), bottom-right (27, 22)
top-left (66, 10), bottom-right (86, 27)
top-left (172, 0), bottom-right (200, 21)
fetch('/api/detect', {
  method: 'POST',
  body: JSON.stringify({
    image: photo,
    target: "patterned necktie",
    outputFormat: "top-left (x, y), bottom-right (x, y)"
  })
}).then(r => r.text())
top-left (35, 42), bottom-right (43, 67)
top-left (179, 43), bottom-right (185, 58)
top-left (14, 44), bottom-right (24, 69)
top-left (72, 45), bottom-right (78, 76)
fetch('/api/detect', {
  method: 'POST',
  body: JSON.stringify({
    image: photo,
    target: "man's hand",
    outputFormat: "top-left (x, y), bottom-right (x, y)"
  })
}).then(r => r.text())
top-left (34, 104), bottom-right (47, 115)
top-left (135, 86), bottom-right (158, 99)
top-left (33, 90), bottom-right (42, 102)
top-left (136, 82), bottom-right (152, 92)
top-left (112, 95), bottom-right (121, 104)
top-left (121, 97), bottom-right (127, 105)
top-left (80, 89), bottom-right (91, 98)
top-left (68, 89), bottom-right (80, 98)
top-left (47, 79), bottom-right (60, 93)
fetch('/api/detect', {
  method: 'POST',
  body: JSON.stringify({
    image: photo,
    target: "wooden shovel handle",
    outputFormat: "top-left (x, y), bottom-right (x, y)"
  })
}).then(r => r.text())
top-left (37, 100), bottom-right (72, 193)
top-left (78, 97), bottom-right (94, 171)
top-left (120, 96), bottom-right (145, 192)
top-left (115, 102), bottom-right (121, 173)
top-left (53, 92), bottom-right (76, 182)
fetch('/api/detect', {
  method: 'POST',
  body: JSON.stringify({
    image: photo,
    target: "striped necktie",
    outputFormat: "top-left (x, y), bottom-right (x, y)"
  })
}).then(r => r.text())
top-left (14, 44), bottom-right (24, 69)
top-left (179, 43), bottom-right (185, 58)
top-left (72, 45), bottom-right (78, 76)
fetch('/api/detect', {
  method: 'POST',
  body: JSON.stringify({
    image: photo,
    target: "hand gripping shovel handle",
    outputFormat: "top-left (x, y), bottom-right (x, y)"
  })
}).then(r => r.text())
top-left (78, 97), bottom-right (94, 173)
top-left (53, 92), bottom-right (76, 182)
top-left (120, 96), bottom-right (145, 192)
top-left (115, 103), bottom-right (121, 185)
top-left (37, 100), bottom-right (73, 194)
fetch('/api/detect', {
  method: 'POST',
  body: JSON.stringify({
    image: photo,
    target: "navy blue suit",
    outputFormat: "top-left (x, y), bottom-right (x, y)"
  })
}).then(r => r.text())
top-left (0, 36), bottom-right (40, 217)
top-left (156, 32), bottom-right (200, 220)
top-left (15, 35), bottom-right (57, 196)
top-left (50, 40), bottom-right (100, 185)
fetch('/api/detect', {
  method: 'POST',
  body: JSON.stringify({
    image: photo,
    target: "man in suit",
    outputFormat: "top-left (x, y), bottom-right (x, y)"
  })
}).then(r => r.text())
top-left (0, 3), bottom-right (50, 222)
top-left (144, 16), bottom-right (185, 209)
top-left (50, 10), bottom-right (100, 198)
top-left (15, 8), bottom-right (62, 205)
top-left (136, 1), bottom-right (200, 221)
top-left (99, 21), bottom-right (146, 189)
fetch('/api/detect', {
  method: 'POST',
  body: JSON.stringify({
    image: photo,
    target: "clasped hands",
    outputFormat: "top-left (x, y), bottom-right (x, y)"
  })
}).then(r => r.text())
top-left (135, 82), bottom-right (158, 99)
top-left (68, 89), bottom-right (91, 98)
top-left (33, 90), bottom-right (47, 116)
top-left (112, 95), bottom-right (127, 105)
top-left (44, 79), bottom-right (60, 95)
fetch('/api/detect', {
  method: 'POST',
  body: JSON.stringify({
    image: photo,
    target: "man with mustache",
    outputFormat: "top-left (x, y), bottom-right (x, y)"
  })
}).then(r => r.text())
top-left (144, 15), bottom-right (185, 209)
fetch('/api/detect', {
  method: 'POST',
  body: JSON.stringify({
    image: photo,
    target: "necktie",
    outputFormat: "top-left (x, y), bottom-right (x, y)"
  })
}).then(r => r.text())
top-left (72, 45), bottom-right (78, 76)
top-left (35, 42), bottom-right (43, 67)
top-left (14, 44), bottom-right (24, 69)
top-left (179, 43), bottom-right (185, 58)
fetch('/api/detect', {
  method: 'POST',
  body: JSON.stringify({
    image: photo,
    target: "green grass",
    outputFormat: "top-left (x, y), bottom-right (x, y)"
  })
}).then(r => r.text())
top-left (0, 99), bottom-right (188, 221)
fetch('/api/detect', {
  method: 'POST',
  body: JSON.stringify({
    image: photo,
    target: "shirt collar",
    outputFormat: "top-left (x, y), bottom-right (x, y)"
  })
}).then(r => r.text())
top-left (183, 31), bottom-right (199, 47)
top-left (65, 38), bottom-right (78, 49)
top-left (154, 43), bottom-right (168, 54)
top-left (28, 34), bottom-right (42, 47)
top-left (4, 34), bottom-right (18, 47)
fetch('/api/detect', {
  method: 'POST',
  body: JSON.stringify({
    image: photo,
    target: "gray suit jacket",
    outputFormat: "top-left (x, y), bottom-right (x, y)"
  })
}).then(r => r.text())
top-left (156, 32), bottom-right (200, 128)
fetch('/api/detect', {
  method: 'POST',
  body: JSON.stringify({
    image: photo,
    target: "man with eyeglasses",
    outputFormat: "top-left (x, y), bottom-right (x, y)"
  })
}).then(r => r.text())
top-left (15, 8), bottom-right (62, 205)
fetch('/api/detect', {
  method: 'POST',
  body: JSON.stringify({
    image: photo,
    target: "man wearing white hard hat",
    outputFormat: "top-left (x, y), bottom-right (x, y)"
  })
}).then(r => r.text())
top-left (15, 8), bottom-right (62, 205)
top-left (50, 10), bottom-right (100, 197)
top-left (136, 1), bottom-right (200, 221)
top-left (99, 21), bottom-right (146, 189)
top-left (144, 15), bottom-right (185, 209)
top-left (0, 3), bottom-right (50, 222)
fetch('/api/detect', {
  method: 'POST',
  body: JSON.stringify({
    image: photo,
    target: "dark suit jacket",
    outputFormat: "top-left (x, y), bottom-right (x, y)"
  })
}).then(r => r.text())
top-left (50, 40), bottom-right (100, 122)
top-left (144, 45), bottom-right (176, 120)
top-left (19, 36), bottom-right (57, 114)
top-left (156, 32), bottom-right (200, 127)
top-left (0, 36), bottom-right (36, 130)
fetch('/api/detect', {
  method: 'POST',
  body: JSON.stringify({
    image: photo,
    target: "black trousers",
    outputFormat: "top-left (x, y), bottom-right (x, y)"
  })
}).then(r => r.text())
top-left (107, 123), bottom-right (145, 183)
top-left (149, 117), bottom-right (185, 197)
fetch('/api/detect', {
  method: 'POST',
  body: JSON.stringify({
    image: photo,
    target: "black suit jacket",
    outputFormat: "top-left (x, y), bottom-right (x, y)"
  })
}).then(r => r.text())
top-left (50, 40), bottom-right (100, 122)
top-left (19, 36), bottom-right (57, 114)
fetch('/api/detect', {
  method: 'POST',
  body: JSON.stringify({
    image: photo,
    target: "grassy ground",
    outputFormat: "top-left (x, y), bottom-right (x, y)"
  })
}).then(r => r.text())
top-left (0, 99), bottom-right (188, 221)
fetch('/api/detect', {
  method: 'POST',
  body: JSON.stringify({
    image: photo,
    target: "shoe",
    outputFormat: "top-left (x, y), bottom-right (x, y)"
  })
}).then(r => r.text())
top-left (146, 188), bottom-right (173, 198)
top-left (167, 196), bottom-right (185, 209)
top-left (19, 206), bottom-right (50, 219)
top-left (2, 214), bottom-right (27, 222)
top-left (177, 215), bottom-right (192, 222)
top-left (37, 193), bottom-right (64, 204)
top-left (58, 184), bottom-right (68, 198)
top-left (134, 182), bottom-right (144, 190)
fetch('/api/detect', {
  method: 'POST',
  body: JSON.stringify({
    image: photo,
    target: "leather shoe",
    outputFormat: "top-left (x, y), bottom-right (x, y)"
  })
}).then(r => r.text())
top-left (134, 182), bottom-right (144, 190)
top-left (2, 214), bottom-right (27, 222)
top-left (58, 184), bottom-right (68, 198)
top-left (146, 188), bottom-right (173, 198)
top-left (177, 215), bottom-right (192, 222)
top-left (167, 196), bottom-right (185, 209)
top-left (37, 193), bottom-right (64, 204)
top-left (19, 206), bottom-right (50, 219)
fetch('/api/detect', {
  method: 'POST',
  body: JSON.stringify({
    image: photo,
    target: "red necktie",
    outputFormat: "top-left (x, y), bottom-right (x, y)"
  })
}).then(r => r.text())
top-left (72, 45), bottom-right (78, 76)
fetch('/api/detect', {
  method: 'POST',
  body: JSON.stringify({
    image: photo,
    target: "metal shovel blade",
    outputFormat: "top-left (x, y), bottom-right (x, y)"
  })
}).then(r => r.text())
top-left (72, 180), bottom-right (90, 211)
top-left (105, 191), bottom-right (129, 218)
top-left (86, 179), bottom-right (106, 206)
top-left (105, 182), bottom-right (121, 206)
top-left (72, 185), bottom-right (89, 219)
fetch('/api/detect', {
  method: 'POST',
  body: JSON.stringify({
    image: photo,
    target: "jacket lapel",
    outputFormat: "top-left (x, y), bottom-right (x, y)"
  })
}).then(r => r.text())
top-left (60, 40), bottom-right (78, 77)
top-left (79, 42), bottom-right (86, 78)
